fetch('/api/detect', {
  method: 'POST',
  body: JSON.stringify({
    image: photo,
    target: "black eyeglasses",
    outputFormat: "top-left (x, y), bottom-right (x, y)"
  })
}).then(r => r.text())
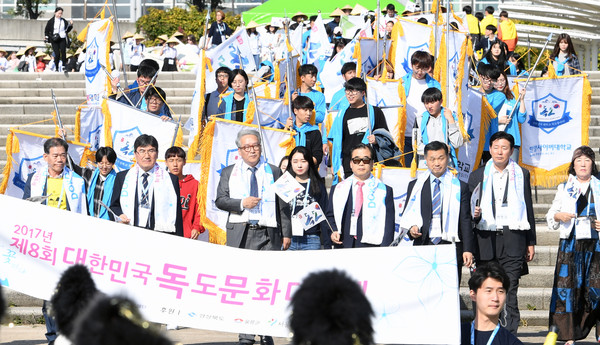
top-left (351, 157), bottom-right (372, 165)
top-left (239, 144), bottom-right (261, 152)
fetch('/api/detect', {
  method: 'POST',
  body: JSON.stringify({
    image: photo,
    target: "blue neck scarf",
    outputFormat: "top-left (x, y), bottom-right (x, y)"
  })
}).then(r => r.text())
top-left (294, 122), bottom-right (320, 147)
top-left (225, 92), bottom-right (249, 121)
top-left (86, 168), bottom-right (116, 219)
top-left (420, 107), bottom-right (459, 167)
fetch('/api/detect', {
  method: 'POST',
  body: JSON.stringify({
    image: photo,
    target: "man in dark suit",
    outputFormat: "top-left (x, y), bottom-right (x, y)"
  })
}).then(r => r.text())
top-left (326, 143), bottom-right (395, 248)
top-left (215, 128), bottom-right (291, 345)
top-left (402, 141), bottom-right (474, 279)
top-left (468, 131), bottom-right (536, 335)
top-left (110, 134), bottom-right (183, 236)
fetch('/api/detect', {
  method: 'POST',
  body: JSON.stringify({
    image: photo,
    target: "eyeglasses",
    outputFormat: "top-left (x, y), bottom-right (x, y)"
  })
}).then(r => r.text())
top-left (138, 78), bottom-right (151, 86)
top-left (136, 149), bottom-right (157, 156)
top-left (480, 77), bottom-right (496, 84)
top-left (239, 144), bottom-right (261, 152)
top-left (351, 157), bottom-right (372, 165)
top-left (345, 89), bottom-right (362, 95)
top-left (148, 97), bottom-right (163, 105)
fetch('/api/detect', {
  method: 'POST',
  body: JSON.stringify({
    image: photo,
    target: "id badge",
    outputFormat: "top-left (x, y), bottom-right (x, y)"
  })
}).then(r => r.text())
top-left (350, 215), bottom-right (358, 236)
top-left (430, 214), bottom-right (442, 238)
top-left (496, 204), bottom-right (509, 227)
top-left (292, 215), bottom-right (304, 236)
top-left (575, 217), bottom-right (592, 239)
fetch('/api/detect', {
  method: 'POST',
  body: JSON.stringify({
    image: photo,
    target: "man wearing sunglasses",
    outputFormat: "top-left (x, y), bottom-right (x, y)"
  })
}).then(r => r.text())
top-left (400, 141), bottom-right (474, 281)
top-left (326, 143), bottom-right (395, 248)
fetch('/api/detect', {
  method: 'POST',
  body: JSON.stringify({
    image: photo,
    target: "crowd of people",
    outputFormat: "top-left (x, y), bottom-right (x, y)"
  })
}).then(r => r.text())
top-left (1, 3), bottom-right (597, 345)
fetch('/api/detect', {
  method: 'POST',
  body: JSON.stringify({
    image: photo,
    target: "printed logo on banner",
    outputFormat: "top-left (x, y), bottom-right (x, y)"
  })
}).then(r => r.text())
top-left (402, 43), bottom-right (429, 73)
top-left (449, 52), bottom-right (458, 80)
top-left (85, 37), bottom-right (101, 83)
top-left (13, 156), bottom-right (44, 190)
top-left (362, 56), bottom-right (376, 74)
top-left (308, 42), bottom-right (321, 61)
top-left (228, 45), bottom-right (249, 70)
top-left (217, 148), bottom-right (241, 175)
top-left (113, 127), bottom-right (142, 170)
top-left (463, 112), bottom-right (475, 140)
top-left (528, 93), bottom-right (571, 134)
top-left (87, 124), bottom-right (103, 151)
top-left (395, 193), bottom-right (408, 219)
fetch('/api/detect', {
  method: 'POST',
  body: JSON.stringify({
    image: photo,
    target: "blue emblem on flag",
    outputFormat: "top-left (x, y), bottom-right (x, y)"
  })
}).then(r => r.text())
top-left (113, 127), bottom-right (143, 171)
top-left (13, 155), bottom-right (44, 190)
top-left (402, 43), bottom-right (429, 73)
top-left (528, 93), bottom-right (571, 134)
top-left (463, 111), bottom-right (475, 140)
top-left (85, 37), bottom-right (101, 83)
top-left (87, 124), bottom-right (103, 151)
top-left (217, 148), bottom-right (241, 175)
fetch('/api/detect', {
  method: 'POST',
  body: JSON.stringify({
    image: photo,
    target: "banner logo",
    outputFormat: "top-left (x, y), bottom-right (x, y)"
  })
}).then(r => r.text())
top-left (85, 37), bottom-right (101, 83)
top-left (113, 127), bottom-right (142, 170)
top-left (13, 156), bottom-right (44, 190)
top-left (528, 93), bottom-right (571, 134)
top-left (87, 124), bottom-right (103, 151)
top-left (402, 43), bottom-right (429, 73)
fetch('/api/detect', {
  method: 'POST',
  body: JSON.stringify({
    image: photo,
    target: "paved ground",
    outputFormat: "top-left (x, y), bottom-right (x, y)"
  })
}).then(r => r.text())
top-left (0, 324), bottom-right (598, 345)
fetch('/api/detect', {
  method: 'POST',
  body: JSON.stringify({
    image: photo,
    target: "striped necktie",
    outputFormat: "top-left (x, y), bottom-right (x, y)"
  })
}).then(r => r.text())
top-left (140, 172), bottom-right (149, 207)
top-left (431, 178), bottom-right (442, 245)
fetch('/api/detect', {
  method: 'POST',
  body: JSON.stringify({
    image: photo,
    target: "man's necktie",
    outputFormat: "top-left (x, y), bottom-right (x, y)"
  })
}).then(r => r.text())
top-left (354, 181), bottom-right (364, 216)
top-left (431, 178), bottom-right (442, 244)
top-left (250, 167), bottom-right (258, 198)
top-left (140, 172), bottom-right (149, 207)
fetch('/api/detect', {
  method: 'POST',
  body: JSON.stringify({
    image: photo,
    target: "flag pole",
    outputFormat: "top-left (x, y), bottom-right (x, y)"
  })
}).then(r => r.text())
top-left (376, 0), bottom-right (380, 76)
top-left (283, 13), bottom-right (295, 124)
top-left (502, 33), bottom-right (553, 131)
top-left (445, 0), bottom-right (450, 109)
top-left (51, 89), bottom-right (74, 171)
top-left (111, 0), bottom-right (129, 88)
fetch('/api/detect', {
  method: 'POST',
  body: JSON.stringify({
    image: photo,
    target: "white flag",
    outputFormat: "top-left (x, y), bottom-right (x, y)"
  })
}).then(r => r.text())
top-left (321, 38), bottom-right (358, 103)
top-left (252, 97), bottom-right (291, 129)
top-left (100, 99), bottom-right (180, 172)
top-left (306, 14), bottom-right (332, 65)
top-left (390, 19), bottom-right (433, 79)
top-left (456, 88), bottom-right (484, 182)
top-left (76, 106), bottom-right (104, 151)
top-left (366, 78), bottom-right (403, 143)
top-left (84, 19), bottom-right (113, 106)
top-left (2, 130), bottom-right (90, 198)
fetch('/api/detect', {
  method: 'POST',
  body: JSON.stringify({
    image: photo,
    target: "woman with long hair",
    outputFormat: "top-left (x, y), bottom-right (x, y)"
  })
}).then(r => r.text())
top-left (549, 33), bottom-right (580, 76)
top-left (478, 39), bottom-right (507, 71)
top-left (217, 69), bottom-right (250, 122)
top-left (547, 146), bottom-right (600, 344)
top-left (494, 70), bottom-right (526, 162)
top-left (286, 146), bottom-right (328, 250)
top-left (44, 7), bottom-right (73, 73)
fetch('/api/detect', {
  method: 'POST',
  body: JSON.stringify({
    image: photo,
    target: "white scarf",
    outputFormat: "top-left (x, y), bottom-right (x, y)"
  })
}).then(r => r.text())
top-left (30, 166), bottom-right (86, 214)
top-left (477, 159), bottom-right (530, 231)
top-left (399, 169), bottom-right (462, 242)
top-left (120, 164), bottom-right (178, 233)
top-left (556, 175), bottom-right (600, 239)
top-left (332, 175), bottom-right (388, 245)
top-left (228, 158), bottom-right (277, 228)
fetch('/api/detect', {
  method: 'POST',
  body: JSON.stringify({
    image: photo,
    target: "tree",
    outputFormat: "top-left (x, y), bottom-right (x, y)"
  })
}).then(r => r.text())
top-left (9, 0), bottom-right (50, 19)
top-left (189, 0), bottom-right (223, 12)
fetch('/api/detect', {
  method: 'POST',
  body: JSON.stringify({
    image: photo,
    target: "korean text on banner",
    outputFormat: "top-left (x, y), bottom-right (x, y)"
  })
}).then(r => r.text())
top-left (517, 75), bottom-right (591, 187)
top-left (84, 19), bottom-right (113, 106)
top-left (456, 88), bottom-right (484, 182)
top-left (2, 130), bottom-right (90, 198)
top-left (0, 194), bottom-right (460, 344)
top-left (101, 99), bottom-right (179, 172)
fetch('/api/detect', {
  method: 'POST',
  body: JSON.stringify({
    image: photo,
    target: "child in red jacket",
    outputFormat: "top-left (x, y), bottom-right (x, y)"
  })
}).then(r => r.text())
top-left (165, 146), bottom-right (205, 239)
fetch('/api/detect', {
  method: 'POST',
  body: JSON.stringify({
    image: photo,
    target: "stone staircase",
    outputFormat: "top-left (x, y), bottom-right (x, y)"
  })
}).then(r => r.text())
top-left (1, 71), bottom-right (600, 329)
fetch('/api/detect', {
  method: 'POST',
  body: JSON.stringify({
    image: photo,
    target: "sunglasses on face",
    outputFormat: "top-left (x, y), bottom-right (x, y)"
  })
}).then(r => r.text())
top-left (352, 157), bottom-right (372, 165)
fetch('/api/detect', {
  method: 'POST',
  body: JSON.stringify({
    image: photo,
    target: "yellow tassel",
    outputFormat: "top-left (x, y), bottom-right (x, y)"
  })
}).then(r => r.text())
top-left (74, 106), bottom-right (82, 143)
top-left (77, 24), bottom-right (89, 42)
top-left (245, 100), bottom-right (255, 124)
top-left (52, 111), bottom-right (60, 137)
top-left (197, 120), bottom-right (226, 244)
top-left (274, 61), bottom-right (281, 95)
top-left (279, 134), bottom-right (296, 155)
top-left (79, 147), bottom-right (96, 166)
top-left (101, 98), bottom-right (113, 147)
top-left (455, 37), bottom-right (470, 142)
top-left (473, 98), bottom-right (497, 170)
top-left (547, 51), bottom-right (557, 79)
top-left (354, 39), bottom-right (363, 77)
top-left (175, 124), bottom-right (183, 147)
top-left (374, 163), bottom-right (383, 179)
top-left (286, 38), bottom-right (293, 53)
top-left (0, 130), bottom-right (15, 194)
top-left (188, 53), bottom-right (211, 159)
top-left (296, 60), bottom-right (302, 90)
top-left (264, 83), bottom-right (272, 98)
top-left (315, 82), bottom-right (322, 92)
top-left (410, 138), bottom-right (418, 178)
top-left (429, 30), bottom-right (436, 56)
top-left (398, 80), bottom-right (407, 166)
top-left (309, 109), bottom-right (316, 125)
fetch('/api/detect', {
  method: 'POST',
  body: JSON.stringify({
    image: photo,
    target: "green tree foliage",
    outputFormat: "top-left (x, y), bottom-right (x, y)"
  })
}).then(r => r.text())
top-left (8, 0), bottom-right (50, 19)
top-left (189, 0), bottom-right (223, 12)
top-left (136, 7), bottom-right (241, 46)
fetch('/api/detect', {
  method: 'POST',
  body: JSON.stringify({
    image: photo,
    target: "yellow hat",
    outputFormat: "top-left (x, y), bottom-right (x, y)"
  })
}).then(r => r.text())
top-left (25, 45), bottom-right (36, 52)
top-left (330, 8), bottom-right (345, 17)
top-left (246, 20), bottom-right (259, 29)
top-left (122, 31), bottom-right (134, 39)
top-left (75, 47), bottom-right (83, 55)
top-left (351, 3), bottom-right (368, 15)
top-left (166, 37), bottom-right (180, 45)
top-left (341, 4), bottom-right (353, 10)
top-left (35, 51), bottom-right (45, 58)
top-left (16, 49), bottom-right (25, 57)
top-left (291, 12), bottom-right (308, 21)
top-left (133, 33), bottom-right (145, 40)
top-left (66, 53), bottom-right (73, 59)
top-left (43, 54), bottom-right (52, 61)
top-left (172, 31), bottom-right (184, 37)
top-left (0, 48), bottom-right (6, 54)
top-left (158, 34), bottom-right (169, 42)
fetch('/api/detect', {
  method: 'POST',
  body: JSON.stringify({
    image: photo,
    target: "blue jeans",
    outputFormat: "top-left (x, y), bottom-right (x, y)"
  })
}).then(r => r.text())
top-left (289, 234), bottom-right (321, 250)
top-left (43, 300), bottom-right (57, 342)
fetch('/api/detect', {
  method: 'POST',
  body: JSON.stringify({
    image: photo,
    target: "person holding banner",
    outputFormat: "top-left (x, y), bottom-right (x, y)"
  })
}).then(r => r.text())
top-left (326, 143), bottom-right (395, 248)
top-left (414, 88), bottom-right (464, 168)
top-left (110, 134), bottom-right (183, 236)
top-left (477, 64), bottom-right (507, 163)
top-left (328, 78), bottom-right (389, 180)
top-left (111, 65), bottom-right (155, 107)
top-left (469, 132), bottom-right (536, 335)
top-left (22, 137), bottom-right (87, 345)
top-left (145, 87), bottom-right (172, 120)
top-left (285, 96), bottom-right (323, 166)
top-left (204, 66), bottom-right (233, 122)
top-left (494, 71), bottom-right (526, 162)
top-left (215, 128), bottom-right (291, 345)
top-left (218, 69), bottom-right (250, 122)
top-left (401, 141), bottom-right (474, 278)
top-left (401, 51), bottom-right (441, 167)
top-left (285, 146), bottom-right (328, 250)
top-left (329, 62), bottom-right (356, 112)
top-left (546, 146), bottom-right (600, 344)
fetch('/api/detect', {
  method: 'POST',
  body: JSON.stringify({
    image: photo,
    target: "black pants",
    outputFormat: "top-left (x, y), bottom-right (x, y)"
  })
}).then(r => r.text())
top-left (51, 38), bottom-right (67, 71)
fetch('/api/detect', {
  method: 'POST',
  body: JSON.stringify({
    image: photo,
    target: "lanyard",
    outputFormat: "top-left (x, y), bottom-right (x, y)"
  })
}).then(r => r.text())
top-left (292, 179), bottom-right (311, 215)
top-left (471, 322), bottom-right (500, 345)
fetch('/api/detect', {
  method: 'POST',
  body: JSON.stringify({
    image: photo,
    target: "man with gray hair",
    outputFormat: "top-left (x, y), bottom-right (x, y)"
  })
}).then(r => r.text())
top-left (215, 128), bottom-right (291, 345)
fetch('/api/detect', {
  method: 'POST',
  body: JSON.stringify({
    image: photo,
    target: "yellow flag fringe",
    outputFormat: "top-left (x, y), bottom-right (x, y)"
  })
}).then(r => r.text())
top-left (187, 51), bottom-right (210, 159)
top-left (197, 120), bottom-right (227, 245)
top-left (101, 99), bottom-right (113, 147)
top-left (546, 51), bottom-right (557, 79)
top-left (473, 98), bottom-right (497, 171)
top-left (175, 124), bottom-right (184, 147)
top-left (353, 39), bottom-right (363, 77)
top-left (0, 131), bottom-right (16, 194)
top-left (245, 101), bottom-right (256, 124)
top-left (398, 80), bottom-right (407, 166)
top-left (455, 37), bottom-right (471, 142)
top-left (74, 106), bottom-right (82, 143)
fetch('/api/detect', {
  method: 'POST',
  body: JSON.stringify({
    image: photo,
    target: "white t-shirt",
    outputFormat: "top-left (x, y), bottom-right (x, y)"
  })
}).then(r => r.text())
top-left (405, 77), bottom-right (428, 137)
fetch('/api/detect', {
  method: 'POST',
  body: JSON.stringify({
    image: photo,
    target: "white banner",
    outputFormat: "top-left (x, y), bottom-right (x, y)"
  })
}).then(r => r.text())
top-left (518, 75), bottom-right (587, 173)
top-left (366, 78), bottom-right (402, 142)
top-left (84, 19), bottom-right (113, 106)
top-left (379, 167), bottom-right (422, 230)
top-left (391, 19), bottom-right (432, 79)
top-left (3, 130), bottom-right (89, 198)
top-left (357, 38), bottom-right (391, 76)
top-left (456, 88), bottom-right (484, 182)
top-left (321, 38), bottom-right (358, 103)
top-left (100, 99), bottom-right (179, 172)
top-left (252, 97), bottom-right (291, 129)
top-left (0, 194), bottom-right (460, 344)
top-left (306, 14), bottom-right (331, 66)
top-left (445, 30), bottom-right (468, 113)
top-left (77, 106), bottom-right (104, 151)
